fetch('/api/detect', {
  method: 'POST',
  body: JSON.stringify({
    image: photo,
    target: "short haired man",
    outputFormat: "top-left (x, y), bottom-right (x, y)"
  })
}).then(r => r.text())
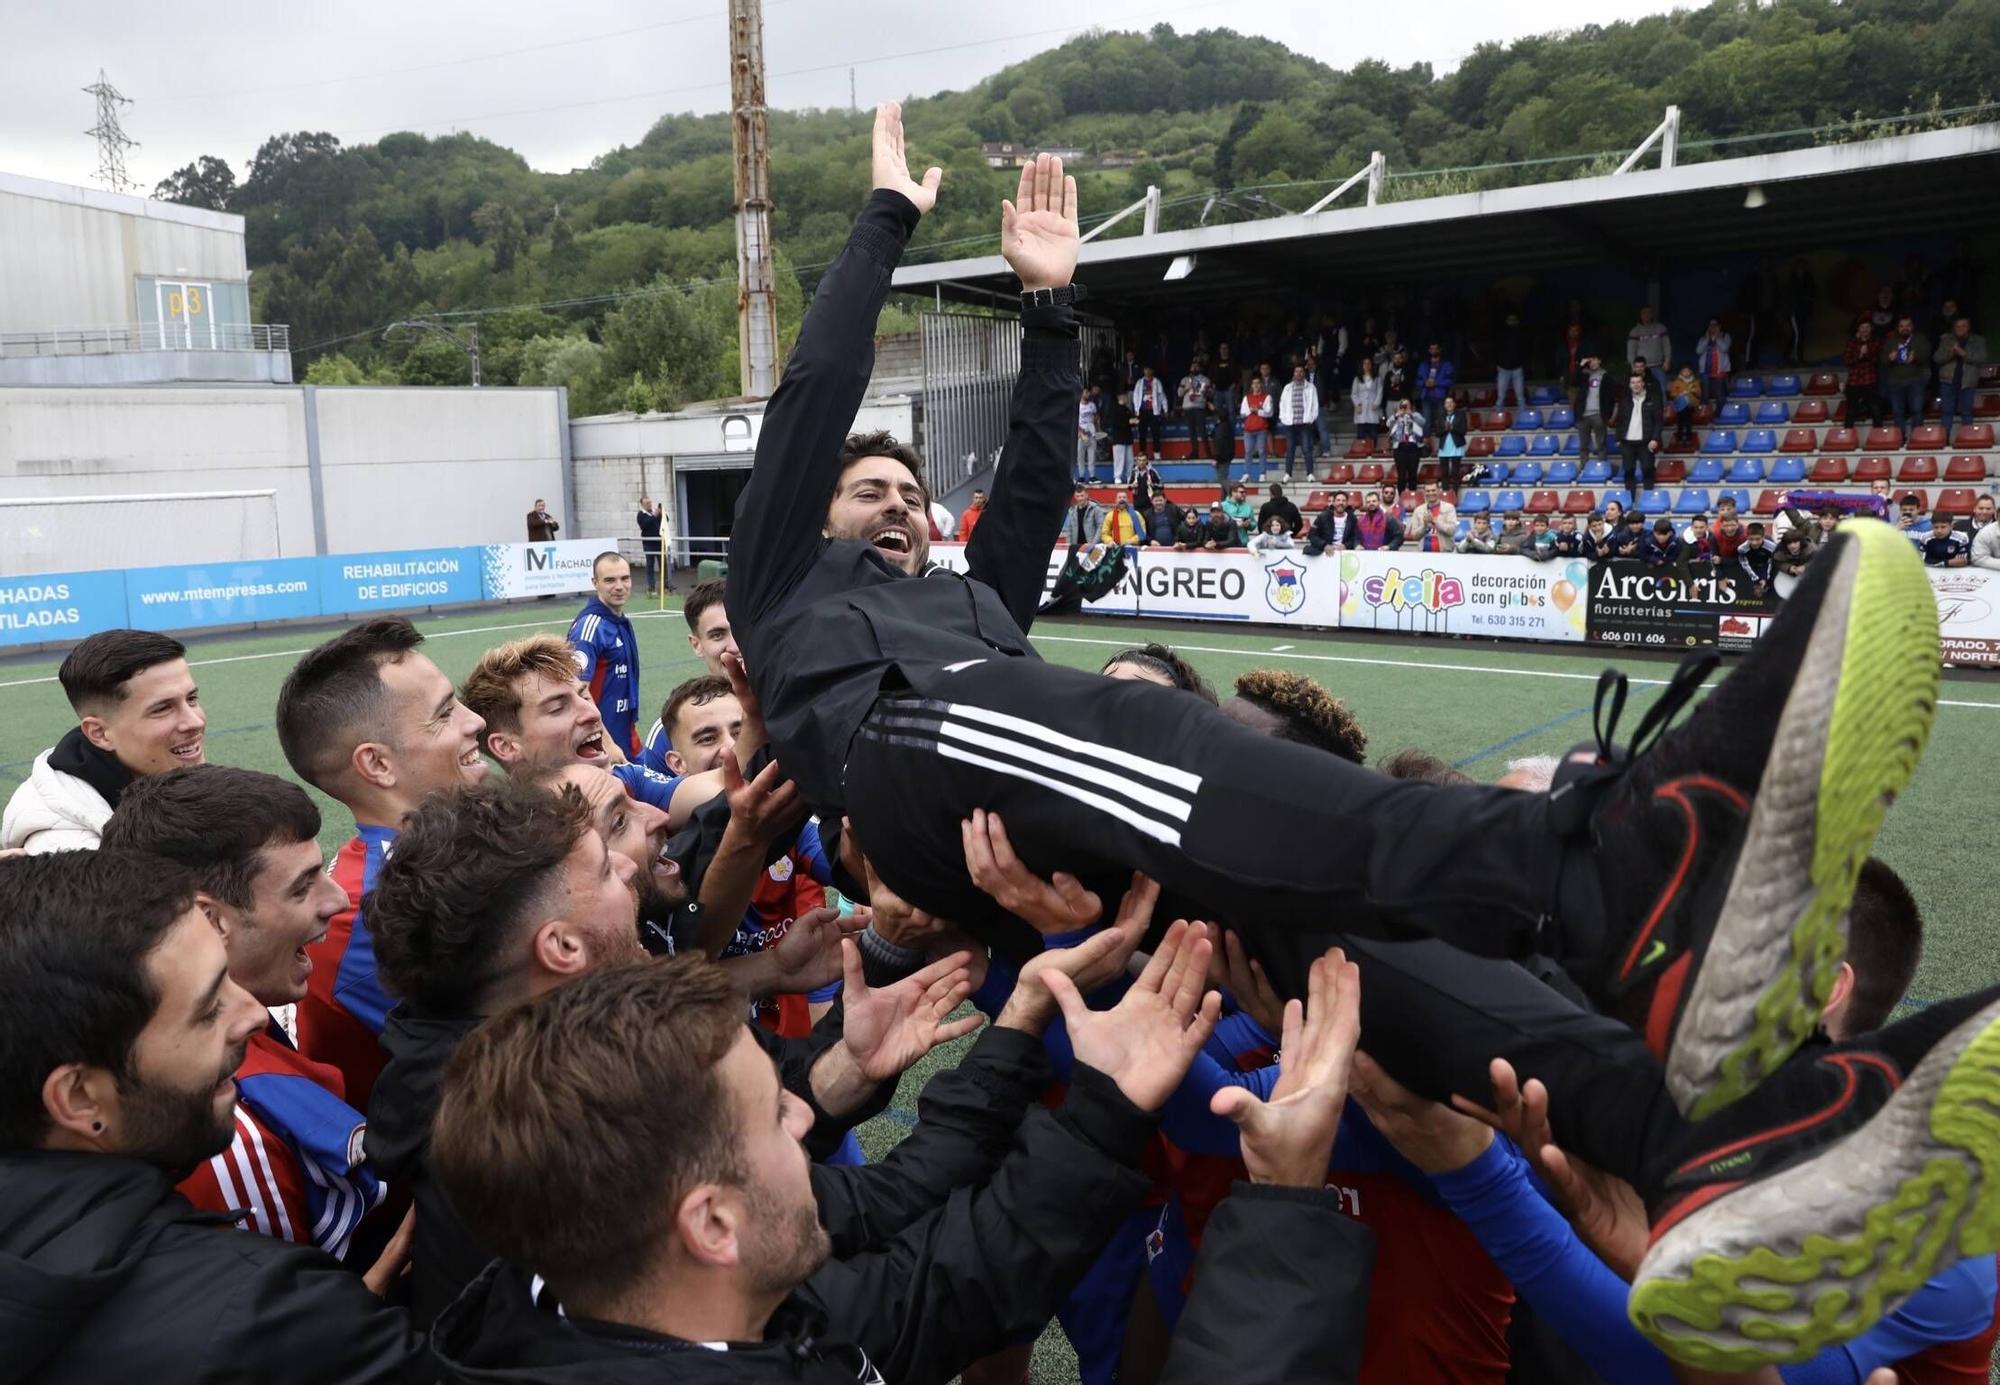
top-left (428, 932), bottom-right (1372, 1383)
top-left (102, 766), bottom-right (386, 1259)
top-left (636, 495), bottom-right (668, 596)
top-left (959, 487), bottom-right (989, 542)
top-left (527, 497), bottom-right (559, 542)
top-left (639, 578), bottom-right (737, 775)
top-left (0, 851), bottom-right (416, 1381)
top-left (1341, 488), bottom-right (1404, 551)
top-left (2, 629), bottom-right (204, 854)
top-left (461, 633), bottom-right (683, 817)
top-left (275, 617), bottom-right (487, 1109)
top-left (1954, 493), bottom-right (1996, 539)
top-left (568, 551), bottom-right (642, 759)
top-left (363, 775), bottom-right (947, 1328)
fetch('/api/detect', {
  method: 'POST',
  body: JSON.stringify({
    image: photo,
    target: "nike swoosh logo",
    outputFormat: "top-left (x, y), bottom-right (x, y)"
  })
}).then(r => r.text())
top-left (1641, 939), bottom-right (1668, 968)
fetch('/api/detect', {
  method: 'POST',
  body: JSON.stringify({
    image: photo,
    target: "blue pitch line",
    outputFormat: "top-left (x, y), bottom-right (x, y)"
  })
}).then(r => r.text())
top-left (1452, 705), bottom-right (1594, 771)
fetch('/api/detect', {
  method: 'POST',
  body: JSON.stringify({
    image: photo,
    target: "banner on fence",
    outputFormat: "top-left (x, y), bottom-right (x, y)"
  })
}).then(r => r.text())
top-left (321, 548), bottom-right (483, 614)
top-left (1930, 566), bottom-right (2000, 668)
top-left (1585, 560), bottom-right (1782, 649)
top-left (1338, 551), bottom-right (1587, 642)
top-left (481, 538), bottom-right (617, 600)
top-left (0, 569), bottom-right (130, 644)
top-left (125, 557), bottom-right (322, 632)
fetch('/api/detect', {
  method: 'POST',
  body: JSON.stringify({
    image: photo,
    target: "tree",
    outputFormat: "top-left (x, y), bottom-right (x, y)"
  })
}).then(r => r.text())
top-left (153, 156), bottom-right (236, 210)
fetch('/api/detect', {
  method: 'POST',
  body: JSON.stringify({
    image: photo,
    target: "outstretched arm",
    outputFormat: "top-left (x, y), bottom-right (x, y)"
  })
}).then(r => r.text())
top-left (730, 104), bottom-right (940, 627)
top-left (965, 154), bottom-right (1083, 631)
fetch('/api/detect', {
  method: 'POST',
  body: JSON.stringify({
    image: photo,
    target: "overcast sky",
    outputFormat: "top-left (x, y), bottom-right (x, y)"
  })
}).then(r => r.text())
top-left (11, 0), bottom-right (1687, 192)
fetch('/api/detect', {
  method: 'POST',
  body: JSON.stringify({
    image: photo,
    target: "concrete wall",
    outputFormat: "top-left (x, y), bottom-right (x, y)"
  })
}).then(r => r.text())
top-left (0, 383), bottom-right (568, 569)
top-left (0, 349), bottom-right (292, 387)
top-left (312, 386), bottom-right (568, 551)
top-left (0, 172), bottom-right (247, 332)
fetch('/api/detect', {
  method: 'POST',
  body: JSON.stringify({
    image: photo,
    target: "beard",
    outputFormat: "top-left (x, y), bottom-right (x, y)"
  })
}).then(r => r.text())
top-left (117, 1045), bottom-right (244, 1175)
top-left (740, 1183), bottom-right (831, 1299)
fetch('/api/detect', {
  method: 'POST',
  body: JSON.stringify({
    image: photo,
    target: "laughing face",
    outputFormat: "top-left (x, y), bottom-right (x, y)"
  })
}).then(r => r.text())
top-left (215, 835), bottom-right (350, 1005)
top-left (87, 658), bottom-right (207, 776)
top-left (377, 651), bottom-right (488, 793)
top-left (496, 670), bottom-right (613, 771)
top-left (825, 455), bottom-right (929, 576)
top-left (555, 763), bottom-right (688, 912)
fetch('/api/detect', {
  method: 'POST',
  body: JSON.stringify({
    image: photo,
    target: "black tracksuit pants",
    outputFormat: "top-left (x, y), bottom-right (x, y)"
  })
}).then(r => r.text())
top-left (842, 655), bottom-right (1685, 1199)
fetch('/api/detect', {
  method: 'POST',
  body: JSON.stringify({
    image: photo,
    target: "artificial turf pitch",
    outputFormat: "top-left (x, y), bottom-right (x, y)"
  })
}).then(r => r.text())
top-left (3, 599), bottom-right (1993, 1381)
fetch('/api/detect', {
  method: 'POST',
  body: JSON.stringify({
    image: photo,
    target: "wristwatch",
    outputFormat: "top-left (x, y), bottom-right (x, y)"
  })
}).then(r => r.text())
top-left (1021, 283), bottom-right (1087, 310)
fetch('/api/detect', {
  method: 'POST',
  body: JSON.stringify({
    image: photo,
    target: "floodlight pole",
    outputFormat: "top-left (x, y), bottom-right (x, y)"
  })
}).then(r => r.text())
top-left (729, 0), bottom-right (780, 397)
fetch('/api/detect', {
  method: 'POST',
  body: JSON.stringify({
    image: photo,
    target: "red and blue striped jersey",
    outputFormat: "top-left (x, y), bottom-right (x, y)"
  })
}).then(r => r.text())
top-left (297, 825), bottom-right (396, 1113)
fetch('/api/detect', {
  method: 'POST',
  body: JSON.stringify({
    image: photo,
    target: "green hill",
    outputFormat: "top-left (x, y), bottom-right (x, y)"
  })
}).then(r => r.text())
top-left (148, 3), bottom-right (2000, 413)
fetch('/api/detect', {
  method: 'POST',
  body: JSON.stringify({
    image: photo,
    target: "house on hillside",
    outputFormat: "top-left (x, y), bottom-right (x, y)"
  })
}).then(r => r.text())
top-left (981, 142), bottom-right (1092, 168)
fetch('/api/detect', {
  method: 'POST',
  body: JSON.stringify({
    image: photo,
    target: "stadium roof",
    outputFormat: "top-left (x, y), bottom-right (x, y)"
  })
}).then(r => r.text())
top-left (891, 123), bottom-right (2000, 313)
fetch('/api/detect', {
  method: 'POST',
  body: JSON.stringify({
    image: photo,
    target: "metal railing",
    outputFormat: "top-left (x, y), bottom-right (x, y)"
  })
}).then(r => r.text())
top-left (0, 322), bottom-right (291, 358)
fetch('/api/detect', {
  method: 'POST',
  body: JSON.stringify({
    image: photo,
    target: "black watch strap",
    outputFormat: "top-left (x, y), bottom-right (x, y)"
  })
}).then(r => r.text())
top-left (1021, 283), bottom-right (1086, 310)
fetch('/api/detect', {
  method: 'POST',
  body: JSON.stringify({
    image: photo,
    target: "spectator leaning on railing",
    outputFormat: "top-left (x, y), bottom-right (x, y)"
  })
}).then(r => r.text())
top-left (1176, 504), bottom-right (1242, 551)
top-left (1492, 511), bottom-right (1528, 555)
top-left (1342, 490), bottom-right (1403, 551)
top-left (1303, 494), bottom-right (1350, 557)
top-left (1460, 513), bottom-right (1497, 554)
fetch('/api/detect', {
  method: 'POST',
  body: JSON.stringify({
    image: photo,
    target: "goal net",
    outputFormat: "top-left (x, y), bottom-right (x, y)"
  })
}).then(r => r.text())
top-left (0, 490), bottom-right (283, 577)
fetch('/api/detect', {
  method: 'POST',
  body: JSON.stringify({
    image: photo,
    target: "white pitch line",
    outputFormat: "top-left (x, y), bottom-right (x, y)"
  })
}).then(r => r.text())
top-left (1271, 644), bottom-right (1295, 651)
top-left (1028, 631), bottom-right (2000, 710)
top-left (0, 604), bottom-right (686, 692)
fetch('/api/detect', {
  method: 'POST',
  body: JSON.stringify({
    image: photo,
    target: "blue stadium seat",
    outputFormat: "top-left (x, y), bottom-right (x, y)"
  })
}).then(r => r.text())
top-left (1455, 518), bottom-right (1472, 542)
top-left (1729, 376), bottom-right (1765, 399)
top-left (1675, 488), bottom-right (1712, 515)
top-left (1637, 489), bottom-right (1671, 515)
top-left (1702, 430), bottom-right (1738, 455)
top-left (1510, 460), bottom-right (1543, 485)
top-left (1717, 488), bottom-right (1753, 514)
top-left (1546, 460), bottom-right (1579, 485)
top-left (1717, 402), bottom-right (1751, 426)
top-left (1515, 408), bottom-right (1544, 431)
top-left (1727, 457), bottom-right (1765, 483)
top-left (1547, 405), bottom-right (1576, 429)
top-left (1559, 434), bottom-right (1579, 454)
top-left (1768, 457), bottom-right (1808, 484)
top-left (1753, 401), bottom-right (1790, 425)
top-left (1741, 429), bottom-right (1777, 454)
top-left (1491, 490), bottom-right (1524, 513)
top-left (1767, 373), bottom-right (1801, 397)
top-left (1457, 489), bottom-right (1491, 513)
top-left (1530, 384), bottom-right (1561, 405)
top-left (1688, 458), bottom-right (1725, 484)
top-left (1579, 459), bottom-right (1613, 484)
top-left (1481, 461), bottom-right (1510, 484)
top-left (1495, 435), bottom-right (1527, 458)
top-left (1529, 433), bottom-right (1560, 457)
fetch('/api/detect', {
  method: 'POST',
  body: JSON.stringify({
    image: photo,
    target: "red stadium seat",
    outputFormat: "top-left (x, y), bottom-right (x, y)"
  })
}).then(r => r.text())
top-left (1853, 457), bottom-right (1892, 482)
top-left (1976, 394), bottom-right (2000, 419)
top-left (1861, 426), bottom-right (1902, 452)
top-left (1957, 424), bottom-right (1996, 449)
top-left (1467, 435), bottom-right (1496, 457)
top-left (1465, 411), bottom-right (1485, 431)
top-left (1345, 438), bottom-right (1374, 459)
top-left (1792, 400), bottom-right (1829, 424)
top-left (1895, 488), bottom-right (1929, 510)
top-left (1305, 491), bottom-right (1333, 510)
top-left (1357, 463), bottom-right (1385, 484)
top-left (1418, 461), bottom-right (1442, 483)
top-left (1325, 463), bottom-right (1355, 484)
top-left (1467, 387), bottom-right (1497, 408)
top-left (1809, 458), bottom-right (1850, 483)
top-left (1938, 488), bottom-right (1978, 517)
top-left (1945, 456), bottom-right (1988, 482)
top-left (1528, 489), bottom-right (1560, 514)
top-left (1981, 363), bottom-right (2000, 385)
top-left (1656, 458), bottom-right (1688, 484)
top-left (1694, 403), bottom-right (1717, 426)
top-left (1780, 428), bottom-right (1817, 453)
top-left (1563, 489), bottom-right (1596, 514)
top-left (1804, 371), bottom-right (1840, 395)
top-left (1753, 489), bottom-right (1783, 515)
top-left (1164, 486), bottom-right (1210, 505)
top-left (1482, 409), bottom-right (1513, 432)
top-left (1907, 424), bottom-right (1948, 450)
top-left (1821, 426), bottom-right (1859, 451)
top-left (1665, 433), bottom-right (1700, 454)
top-left (1898, 456), bottom-right (1939, 482)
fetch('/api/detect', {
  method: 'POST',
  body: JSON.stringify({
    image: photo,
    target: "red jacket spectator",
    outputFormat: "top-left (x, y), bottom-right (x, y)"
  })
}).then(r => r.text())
top-left (1844, 333), bottom-right (1881, 389)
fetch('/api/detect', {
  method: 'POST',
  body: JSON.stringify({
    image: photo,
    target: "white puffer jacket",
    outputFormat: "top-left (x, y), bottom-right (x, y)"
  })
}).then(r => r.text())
top-left (1, 750), bottom-right (112, 854)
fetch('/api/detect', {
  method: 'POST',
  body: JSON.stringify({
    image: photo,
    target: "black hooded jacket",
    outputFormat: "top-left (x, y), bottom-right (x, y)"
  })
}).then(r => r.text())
top-left (369, 999), bottom-right (887, 1332)
top-left (0, 1148), bottom-right (420, 1383)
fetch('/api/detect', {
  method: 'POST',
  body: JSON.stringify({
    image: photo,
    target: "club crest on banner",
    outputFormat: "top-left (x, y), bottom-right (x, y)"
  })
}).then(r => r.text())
top-left (1263, 559), bottom-right (1306, 615)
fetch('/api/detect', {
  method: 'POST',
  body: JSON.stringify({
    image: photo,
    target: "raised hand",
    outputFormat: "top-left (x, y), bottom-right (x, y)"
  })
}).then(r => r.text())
top-left (1212, 947), bottom-right (1362, 1188)
top-left (1001, 152), bottom-right (1080, 292)
top-left (996, 874), bottom-right (1158, 1036)
top-left (1042, 919), bottom-right (1219, 1111)
top-left (962, 808), bottom-right (1102, 934)
top-left (719, 651), bottom-right (767, 762)
top-left (1210, 927), bottom-right (1285, 1037)
top-left (1347, 1052), bottom-right (1491, 1177)
top-left (1454, 1059), bottom-right (1648, 1278)
top-left (723, 756), bottom-right (807, 848)
top-left (839, 941), bottom-right (982, 1082)
top-left (769, 906), bottom-right (869, 994)
top-left (871, 101), bottom-right (941, 215)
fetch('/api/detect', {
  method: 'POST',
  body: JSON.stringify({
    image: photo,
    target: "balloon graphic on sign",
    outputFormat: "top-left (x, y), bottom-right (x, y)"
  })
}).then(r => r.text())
top-left (1563, 560), bottom-right (1590, 633)
top-left (1552, 580), bottom-right (1576, 612)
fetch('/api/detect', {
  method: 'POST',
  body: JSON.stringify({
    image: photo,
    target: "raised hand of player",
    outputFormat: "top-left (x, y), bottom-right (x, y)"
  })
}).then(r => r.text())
top-left (1212, 947), bottom-right (1361, 1188)
top-left (1454, 1058), bottom-right (1649, 1279)
top-left (838, 941), bottom-right (982, 1083)
top-left (722, 756), bottom-right (806, 848)
top-left (872, 101), bottom-right (941, 215)
top-left (996, 875), bottom-right (1157, 1036)
top-left (1211, 927), bottom-right (1285, 1037)
top-left (1042, 919), bottom-right (1218, 1112)
top-left (769, 905), bottom-right (869, 994)
top-left (719, 651), bottom-right (768, 765)
top-left (1348, 1051), bottom-right (1492, 1176)
top-left (962, 808), bottom-right (1102, 934)
top-left (856, 841), bottom-right (952, 948)
top-left (1001, 152), bottom-right (1079, 292)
